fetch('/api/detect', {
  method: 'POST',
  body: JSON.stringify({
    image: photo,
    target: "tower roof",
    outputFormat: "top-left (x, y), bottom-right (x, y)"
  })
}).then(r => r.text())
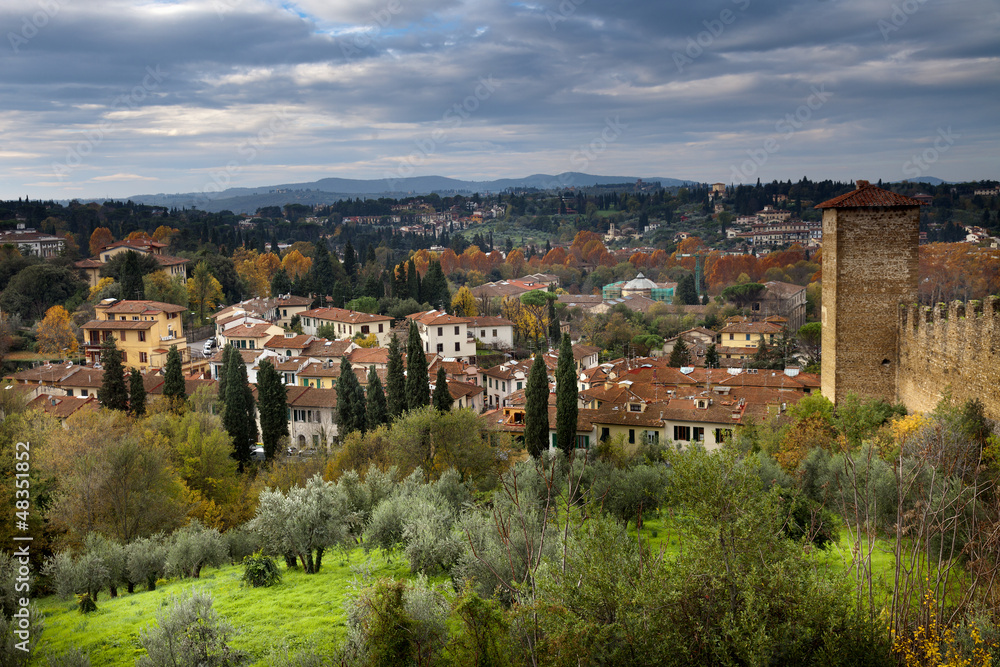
top-left (815, 180), bottom-right (928, 209)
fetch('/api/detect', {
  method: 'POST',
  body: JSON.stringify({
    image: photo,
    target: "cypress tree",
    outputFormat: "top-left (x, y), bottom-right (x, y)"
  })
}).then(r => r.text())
top-left (270, 268), bottom-right (292, 297)
top-left (257, 359), bottom-right (288, 460)
top-left (223, 355), bottom-right (255, 471)
top-left (98, 337), bottom-right (128, 411)
top-left (120, 250), bottom-right (145, 300)
top-left (366, 365), bottom-right (388, 429)
top-left (548, 298), bottom-right (561, 347)
top-left (311, 241), bottom-right (335, 297)
top-left (668, 338), bottom-right (689, 368)
top-left (555, 335), bottom-right (578, 456)
top-left (162, 345), bottom-right (186, 410)
top-left (385, 334), bottom-right (406, 419)
top-left (406, 260), bottom-right (420, 302)
top-left (343, 241), bottom-right (358, 283)
top-left (705, 343), bottom-right (719, 369)
top-left (129, 368), bottom-right (146, 417)
top-left (432, 366), bottom-right (452, 412)
top-left (218, 344), bottom-right (236, 401)
top-left (336, 356), bottom-right (365, 436)
top-left (405, 320), bottom-right (430, 410)
top-left (422, 260), bottom-right (449, 308)
top-left (523, 353), bottom-right (549, 457)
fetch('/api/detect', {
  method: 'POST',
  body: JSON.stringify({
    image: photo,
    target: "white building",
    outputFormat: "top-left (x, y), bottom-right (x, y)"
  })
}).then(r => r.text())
top-left (406, 310), bottom-right (477, 364)
top-left (466, 316), bottom-right (515, 350)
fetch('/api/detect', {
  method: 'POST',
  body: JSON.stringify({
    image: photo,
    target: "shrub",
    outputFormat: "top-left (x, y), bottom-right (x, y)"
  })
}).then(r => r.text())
top-left (241, 552), bottom-right (281, 588)
top-left (225, 527), bottom-right (260, 565)
top-left (138, 591), bottom-right (248, 667)
top-left (44, 647), bottom-right (92, 666)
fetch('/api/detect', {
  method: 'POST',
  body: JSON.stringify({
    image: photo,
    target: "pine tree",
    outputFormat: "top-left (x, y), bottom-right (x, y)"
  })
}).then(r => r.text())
top-left (385, 334), bottom-right (406, 419)
top-left (555, 335), bottom-right (578, 455)
top-left (422, 260), bottom-right (449, 308)
top-left (676, 274), bottom-right (699, 305)
top-left (223, 355), bottom-right (255, 471)
top-left (405, 320), bottom-right (430, 410)
top-left (257, 358), bottom-right (288, 460)
top-left (129, 368), bottom-right (146, 417)
top-left (705, 343), bottom-right (719, 369)
top-left (524, 353), bottom-right (549, 457)
top-left (98, 337), bottom-right (128, 411)
top-left (366, 365), bottom-right (389, 429)
top-left (336, 356), bottom-right (366, 436)
top-left (668, 338), bottom-right (689, 368)
top-left (432, 366), bottom-right (453, 412)
top-left (163, 345), bottom-right (186, 410)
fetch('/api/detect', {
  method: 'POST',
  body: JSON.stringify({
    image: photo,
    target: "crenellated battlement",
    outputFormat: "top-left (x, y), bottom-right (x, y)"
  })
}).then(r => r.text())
top-left (897, 295), bottom-right (1000, 419)
top-left (900, 296), bottom-right (1000, 330)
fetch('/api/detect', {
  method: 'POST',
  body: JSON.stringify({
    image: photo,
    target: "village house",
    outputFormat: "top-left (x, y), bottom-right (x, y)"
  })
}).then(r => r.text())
top-left (74, 238), bottom-right (189, 289)
top-left (81, 299), bottom-right (190, 369)
top-left (299, 307), bottom-right (393, 346)
top-left (467, 315), bottom-right (515, 350)
top-left (0, 224), bottom-right (65, 258)
top-left (406, 309), bottom-right (477, 363)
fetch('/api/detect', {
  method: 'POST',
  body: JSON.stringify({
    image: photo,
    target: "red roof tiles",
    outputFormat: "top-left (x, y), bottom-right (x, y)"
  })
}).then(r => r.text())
top-left (815, 180), bottom-right (928, 209)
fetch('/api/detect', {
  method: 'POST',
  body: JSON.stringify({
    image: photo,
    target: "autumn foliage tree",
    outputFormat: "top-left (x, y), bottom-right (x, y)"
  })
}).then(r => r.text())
top-left (36, 305), bottom-right (78, 358)
top-left (89, 227), bottom-right (113, 257)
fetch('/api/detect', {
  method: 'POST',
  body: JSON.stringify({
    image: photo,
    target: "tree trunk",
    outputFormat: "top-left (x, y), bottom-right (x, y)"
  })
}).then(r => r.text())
top-left (315, 547), bottom-right (324, 574)
top-left (284, 553), bottom-right (297, 569)
top-left (126, 582), bottom-right (135, 594)
top-left (109, 585), bottom-right (118, 598)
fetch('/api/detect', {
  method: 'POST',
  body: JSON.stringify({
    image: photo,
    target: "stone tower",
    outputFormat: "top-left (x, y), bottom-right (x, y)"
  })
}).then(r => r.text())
top-left (816, 180), bottom-right (925, 405)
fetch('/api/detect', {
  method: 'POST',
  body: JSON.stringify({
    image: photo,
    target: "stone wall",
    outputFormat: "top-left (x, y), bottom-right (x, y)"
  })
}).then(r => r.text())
top-left (897, 296), bottom-right (1000, 420)
top-left (821, 206), bottom-right (920, 405)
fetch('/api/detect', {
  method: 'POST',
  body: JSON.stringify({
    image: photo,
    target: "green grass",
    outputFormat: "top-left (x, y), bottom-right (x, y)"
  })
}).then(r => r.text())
top-left (34, 549), bottom-right (411, 666)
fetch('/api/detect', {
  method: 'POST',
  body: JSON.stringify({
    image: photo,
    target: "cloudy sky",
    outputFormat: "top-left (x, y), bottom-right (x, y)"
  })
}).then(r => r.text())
top-left (1, 0), bottom-right (997, 200)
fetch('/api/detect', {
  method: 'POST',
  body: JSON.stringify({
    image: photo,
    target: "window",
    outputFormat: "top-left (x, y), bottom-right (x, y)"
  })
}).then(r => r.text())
top-left (502, 382), bottom-right (506, 391)
top-left (120, 316), bottom-right (126, 321)
top-left (133, 316), bottom-right (138, 321)
top-left (437, 327), bottom-right (443, 336)
top-left (454, 326), bottom-right (460, 335)
top-left (645, 430), bottom-right (659, 445)
top-left (250, 341), bottom-right (256, 349)
top-left (693, 427), bottom-right (704, 442)
top-left (601, 427), bottom-right (610, 441)
top-left (489, 378), bottom-right (493, 388)
top-left (139, 352), bottom-right (148, 364)
top-left (715, 428), bottom-right (733, 443)
top-left (673, 425), bottom-right (691, 441)
top-left (138, 331), bottom-right (145, 342)
top-left (492, 329), bottom-right (497, 337)
top-left (628, 429), bottom-right (635, 444)
top-left (361, 325), bottom-right (370, 334)
top-left (378, 323), bottom-right (384, 333)
top-left (576, 435), bottom-right (590, 449)
top-left (746, 334), bottom-right (751, 340)
top-left (516, 381), bottom-right (522, 390)
top-left (120, 331), bottom-right (127, 342)
top-left (481, 330), bottom-right (486, 337)
top-left (283, 310), bottom-right (287, 317)
top-left (729, 333), bottom-right (734, 340)
top-left (81, 390), bottom-right (88, 397)
top-left (293, 409), bottom-right (306, 422)
top-left (312, 434), bottom-right (319, 447)
top-left (629, 403), bottom-right (641, 412)
top-left (455, 342), bottom-right (460, 352)
top-left (437, 343), bottom-right (444, 353)
top-left (66, 389), bottom-right (73, 396)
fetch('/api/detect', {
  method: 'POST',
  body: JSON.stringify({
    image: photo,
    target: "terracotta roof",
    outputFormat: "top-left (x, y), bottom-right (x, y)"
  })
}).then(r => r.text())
top-left (264, 334), bottom-right (315, 349)
top-left (28, 394), bottom-right (99, 419)
top-left (347, 347), bottom-right (389, 365)
top-left (74, 258), bottom-right (105, 268)
top-left (448, 380), bottom-right (485, 399)
top-left (286, 386), bottom-right (338, 409)
top-left (301, 307), bottom-right (391, 324)
top-left (407, 309), bottom-right (469, 326)
top-left (224, 323), bottom-right (277, 338)
top-left (6, 363), bottom-right (88, 385)
top-left (717, 321), bottom-right (784, 335)
top-left (104, 300), bottom-right (187, 314)
top-left (153, 254), bottom-right (189, 267)
top-left (301, 339), bottom-right (355, 358)
top-left (815, 180), bottom-right (928, 209)
top-left (102, 239), bottom-right (168, 251)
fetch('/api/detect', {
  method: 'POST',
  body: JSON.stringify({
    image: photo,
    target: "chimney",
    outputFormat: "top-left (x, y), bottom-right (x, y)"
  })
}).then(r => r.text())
top-left (855, 179), bottom-right (869, 189)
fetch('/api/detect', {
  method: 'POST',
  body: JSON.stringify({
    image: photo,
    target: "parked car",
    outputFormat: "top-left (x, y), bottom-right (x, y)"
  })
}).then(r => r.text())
top-left (252, 445), bottom-right (266, 461)
top-left (203, 338), bottom-right (217, 354)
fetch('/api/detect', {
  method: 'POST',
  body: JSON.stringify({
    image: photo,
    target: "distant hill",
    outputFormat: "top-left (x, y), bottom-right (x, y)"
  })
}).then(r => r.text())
top-left (892, 176), bottom-right (949, 186)
top-left (117, 173), bottom-right (696, 213)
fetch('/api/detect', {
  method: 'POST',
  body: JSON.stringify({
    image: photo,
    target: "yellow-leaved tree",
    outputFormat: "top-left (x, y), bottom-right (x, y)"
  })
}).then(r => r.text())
top-left (36, 305), bottom-right (79, 359)
top-left (187, 261), bottom-right (224, 324)
top-left (451, 286), bottom-right (478, 317)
